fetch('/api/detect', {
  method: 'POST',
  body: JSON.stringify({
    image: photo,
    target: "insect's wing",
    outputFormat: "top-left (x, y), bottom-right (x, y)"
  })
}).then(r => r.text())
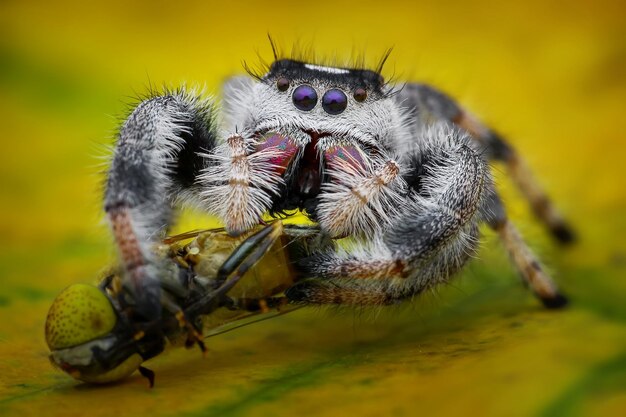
top-left (163, 227), bottom-right (226, 244)
top-left (185, 221), bottom-right (285, 318)
top-left (204, 305), bottom-right (303, 339)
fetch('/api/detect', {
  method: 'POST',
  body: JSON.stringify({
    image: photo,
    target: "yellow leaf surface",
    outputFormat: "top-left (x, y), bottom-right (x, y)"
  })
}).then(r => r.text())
top-left (1, 1), bottom-right (625, 416)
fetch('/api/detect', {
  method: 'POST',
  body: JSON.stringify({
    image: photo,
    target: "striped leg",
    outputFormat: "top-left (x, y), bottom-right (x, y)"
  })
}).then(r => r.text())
top-left (105, 89), bottom-right (216, 318)
top-left (393, 84), bottom-right (569, 307)
top-left (482, 189), bottom-right (567, 308)
top-left (395, 83), bottom-right (575, 244)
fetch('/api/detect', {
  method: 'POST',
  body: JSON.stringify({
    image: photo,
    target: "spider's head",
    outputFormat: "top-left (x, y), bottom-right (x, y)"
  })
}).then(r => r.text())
top-left (220, 59), bottom-right (408, 224)
top-left (233, 59), bottom-right (401, 146)
top-left (222, 57), bottom-right (409, 147)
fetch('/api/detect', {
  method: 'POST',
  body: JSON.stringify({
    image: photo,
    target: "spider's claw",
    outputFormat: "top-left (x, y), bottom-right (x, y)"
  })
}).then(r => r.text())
top-left (540, 292), bottom-right (569, 309)
top-left (550, 222), bottom-right (576, 246)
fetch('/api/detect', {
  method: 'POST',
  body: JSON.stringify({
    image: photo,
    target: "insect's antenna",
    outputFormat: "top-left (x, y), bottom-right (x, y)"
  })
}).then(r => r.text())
top-left (267, 33), bottom-right (280, 60)
top-left (376, 48), bottom-right (394, 74)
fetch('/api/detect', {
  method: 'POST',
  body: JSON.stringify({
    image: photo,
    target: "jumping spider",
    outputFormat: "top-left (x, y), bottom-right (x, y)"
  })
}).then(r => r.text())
top-left (105, 52), bottom-right (573, 324)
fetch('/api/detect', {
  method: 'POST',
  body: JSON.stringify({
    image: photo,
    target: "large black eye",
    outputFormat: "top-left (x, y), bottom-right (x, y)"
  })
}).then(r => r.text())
top-left (322, 89), bottom-right (348, 115)
top-left (292, 85), bottom-right (318, 111)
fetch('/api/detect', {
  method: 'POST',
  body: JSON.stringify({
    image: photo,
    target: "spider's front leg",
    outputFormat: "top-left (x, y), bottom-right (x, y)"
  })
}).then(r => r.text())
top-left (105, 90), bottom-right (216, 319)
top-left (287, 125), bottom-right (487, 305)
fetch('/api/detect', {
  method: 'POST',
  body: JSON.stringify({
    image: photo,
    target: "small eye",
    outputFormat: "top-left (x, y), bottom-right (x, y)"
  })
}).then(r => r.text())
top-left (276, 77), bottom-right (290, 92)
top-left (292, 85), bottom-right (318, 111)
top-left (353, 87), bottom-right (367, 102)
top-left (322, 89), bottom-right (348, 115)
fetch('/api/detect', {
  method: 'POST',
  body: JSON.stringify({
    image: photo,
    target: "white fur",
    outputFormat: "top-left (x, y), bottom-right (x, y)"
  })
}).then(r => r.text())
top-left (213, 74), bottom-right (414, 236)
top-left (304, 63), bottom-right (350, 74)
top-left (198, 136), bottom-right (286, 233)
top-left (316, 152), bottom-right (407, 238)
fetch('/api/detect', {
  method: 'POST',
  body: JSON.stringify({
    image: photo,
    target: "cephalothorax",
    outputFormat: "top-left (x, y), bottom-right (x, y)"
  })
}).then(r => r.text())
top-left (47, 50), bottom-right (575, 384)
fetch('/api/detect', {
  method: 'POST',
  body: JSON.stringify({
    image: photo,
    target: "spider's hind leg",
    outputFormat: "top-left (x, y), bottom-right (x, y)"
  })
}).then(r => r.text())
top-left (396, 83), bottom-right (575, 244)
top-left (394, 84), bottom-right (568, 307)
top-left (482, 189), bottom-right (567, 308)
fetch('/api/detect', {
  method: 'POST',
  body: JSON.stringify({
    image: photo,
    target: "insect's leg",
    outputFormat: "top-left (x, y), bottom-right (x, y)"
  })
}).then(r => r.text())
top-left (160, 293), bottom-right (207, 352)
top-left (395, 83), bottom-right (575, 244)
top-left (483, 189), bottom-right (567, 308)
top-left (138, 366), bottom-right (155, 388)
top-left (105, 90), bottom-right (217, 319)
top-left (287, 126), bottom-right (487, 305)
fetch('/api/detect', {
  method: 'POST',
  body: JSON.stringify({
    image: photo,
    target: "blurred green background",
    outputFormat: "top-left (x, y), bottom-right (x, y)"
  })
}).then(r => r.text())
top-left (1, 1), bottom-right (625, 416)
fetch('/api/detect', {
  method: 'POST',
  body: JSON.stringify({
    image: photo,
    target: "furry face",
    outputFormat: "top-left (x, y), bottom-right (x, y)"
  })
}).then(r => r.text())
top-left (208, 59), bottom-right (411, 237)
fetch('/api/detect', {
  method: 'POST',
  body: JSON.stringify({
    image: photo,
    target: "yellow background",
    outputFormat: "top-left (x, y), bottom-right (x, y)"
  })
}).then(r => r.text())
top-left (0, 1), bottom-right (625, 416)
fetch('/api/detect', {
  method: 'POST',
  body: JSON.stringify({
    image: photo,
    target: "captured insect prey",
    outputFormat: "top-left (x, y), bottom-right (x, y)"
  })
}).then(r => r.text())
top-left (46, 51), bottom-right (575, 385)
top-left (45, 222), bottom-right (327, 385)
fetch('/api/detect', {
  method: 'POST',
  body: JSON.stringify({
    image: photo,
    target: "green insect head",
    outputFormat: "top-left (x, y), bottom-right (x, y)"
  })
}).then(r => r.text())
top-left (44, 284), bottom-right (149, 384)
